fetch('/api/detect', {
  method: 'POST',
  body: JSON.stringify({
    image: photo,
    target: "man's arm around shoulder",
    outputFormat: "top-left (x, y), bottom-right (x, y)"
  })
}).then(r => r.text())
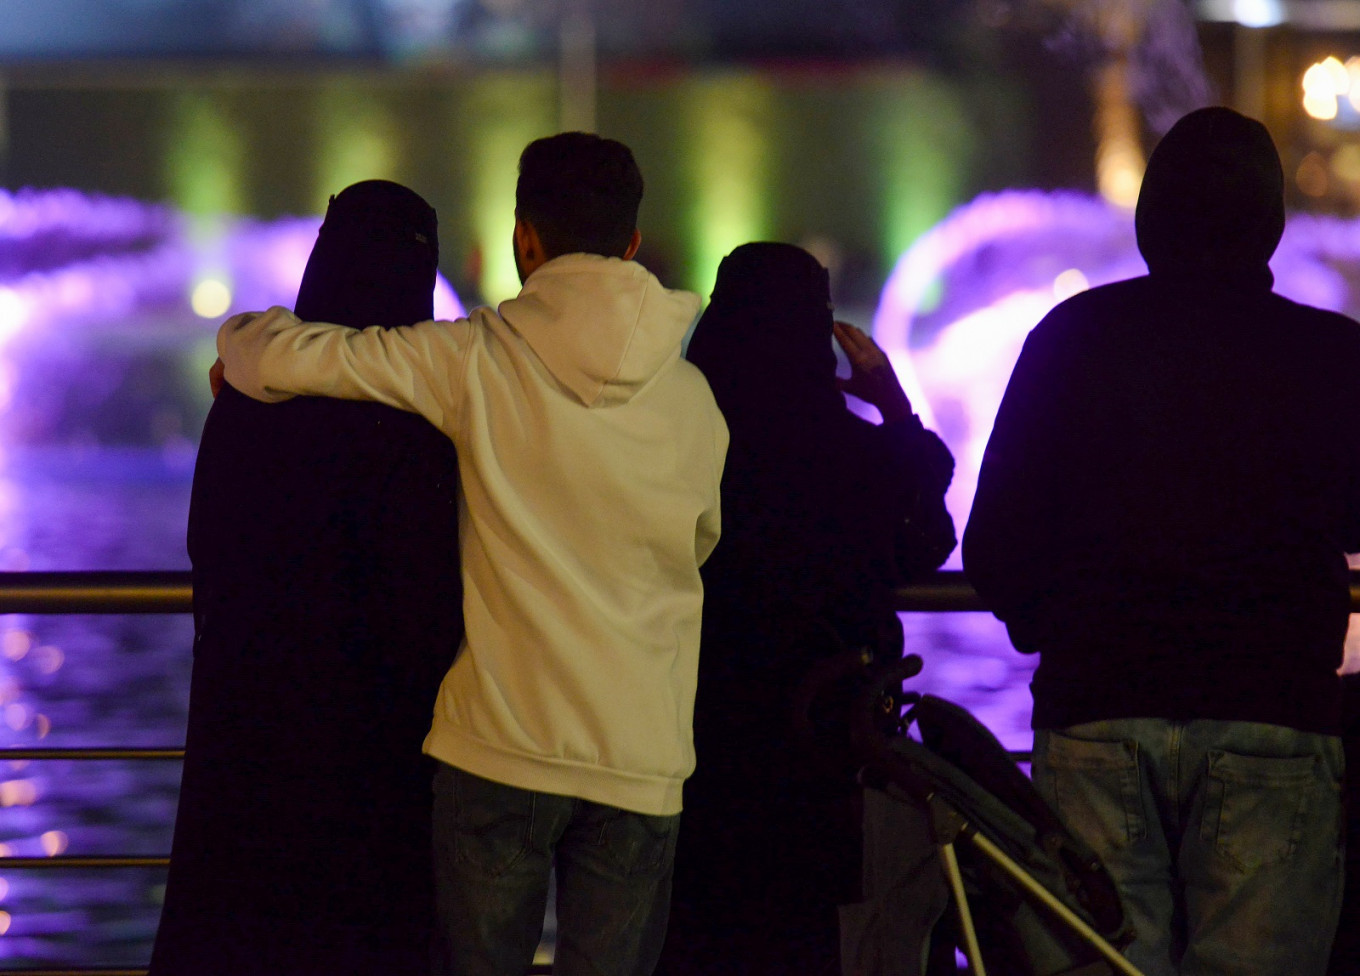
top-left (217, 306), bottom-right (474, 430)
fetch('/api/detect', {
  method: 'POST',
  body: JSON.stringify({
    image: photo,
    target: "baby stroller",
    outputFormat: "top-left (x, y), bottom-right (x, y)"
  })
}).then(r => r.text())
top-left (840, 654), bottom-right (1145, 976)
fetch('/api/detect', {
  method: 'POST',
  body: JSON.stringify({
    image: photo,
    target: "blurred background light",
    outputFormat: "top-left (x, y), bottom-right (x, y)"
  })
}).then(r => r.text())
top-left (39, 832), bottom-right (67, 857)
top-left (1233, 0), bottom-right (1285, 29)
top-left (685, 75), bottom-right (772, 293)
top-left (189, 279), bottom-right (232, 319)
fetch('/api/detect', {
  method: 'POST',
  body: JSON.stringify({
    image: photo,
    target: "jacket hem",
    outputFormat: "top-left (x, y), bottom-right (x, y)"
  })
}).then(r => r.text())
top-left (423, 727), bottom-right (687, 817)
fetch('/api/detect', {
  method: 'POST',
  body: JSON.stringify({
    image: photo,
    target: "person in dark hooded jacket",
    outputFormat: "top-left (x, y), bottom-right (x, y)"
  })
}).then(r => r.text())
top-left (964, 107), bottom-right (1353, 975)
top-left (658, 242), bottom-right (955, 975)
top-left (149, 180), bottom-right (462, 975)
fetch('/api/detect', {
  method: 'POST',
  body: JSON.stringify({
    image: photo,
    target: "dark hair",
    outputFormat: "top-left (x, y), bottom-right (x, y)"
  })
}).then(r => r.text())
top-left (515, 132), bottom-right (643, 259)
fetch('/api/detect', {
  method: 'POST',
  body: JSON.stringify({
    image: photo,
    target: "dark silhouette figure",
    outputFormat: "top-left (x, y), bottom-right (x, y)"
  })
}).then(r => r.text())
top-left (659, 242), bottom-right (955, 975)
top-left (965, 107), bottom-right (1352, 975)
top-left (1329, 671), bottom-right (1360, 975)
top-left (149, 181), bottom-right (462, 975)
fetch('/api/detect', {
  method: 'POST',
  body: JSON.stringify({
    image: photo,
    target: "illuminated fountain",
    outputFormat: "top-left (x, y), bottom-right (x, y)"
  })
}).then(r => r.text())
top-left (0, 190), bottom-right (462, 457)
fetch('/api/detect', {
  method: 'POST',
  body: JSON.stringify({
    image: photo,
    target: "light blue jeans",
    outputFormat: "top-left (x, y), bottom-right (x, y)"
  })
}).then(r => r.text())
top-left (431, 762), bottom-right (680, 976)
top-left (1033, 719), bottom-right (1345, 976)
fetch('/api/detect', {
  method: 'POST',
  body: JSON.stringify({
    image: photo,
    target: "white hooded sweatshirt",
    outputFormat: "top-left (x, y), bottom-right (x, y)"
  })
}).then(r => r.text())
top-left (218, 254), bottom-right (727, 815)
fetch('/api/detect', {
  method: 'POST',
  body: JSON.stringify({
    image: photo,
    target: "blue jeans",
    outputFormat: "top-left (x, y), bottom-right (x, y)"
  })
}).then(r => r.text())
top-left (431, 762), bottom-right (681, 976)
top-left (1033, 719), bottom-right (1345, 976)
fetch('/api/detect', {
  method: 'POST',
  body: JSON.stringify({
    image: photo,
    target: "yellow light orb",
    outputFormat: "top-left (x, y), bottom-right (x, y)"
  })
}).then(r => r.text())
top-left (190, 279), bottom-right (233, 319)
top-left (1304, 62), bottom-right (1331, 97)
top-left (1324, 56), bottom-right (1350, 93)
top-left (1053, 269), bottom-right (1090, 301)
top-left (1304, 89), bottom-right (1339, 121)
top-left (1105, 165), bottom-right (1143, 209)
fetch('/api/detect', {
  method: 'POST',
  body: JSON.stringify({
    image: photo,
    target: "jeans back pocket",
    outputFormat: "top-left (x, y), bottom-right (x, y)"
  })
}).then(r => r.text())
top-left (1036, 732), bottom-right (1146, 858)
top-left (1199, 750), bottom-right (1315, 872)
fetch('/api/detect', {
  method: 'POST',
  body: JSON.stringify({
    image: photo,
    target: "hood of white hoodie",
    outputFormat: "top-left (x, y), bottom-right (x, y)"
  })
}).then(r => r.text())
top-left (496, 253), bottom-right (701, 408)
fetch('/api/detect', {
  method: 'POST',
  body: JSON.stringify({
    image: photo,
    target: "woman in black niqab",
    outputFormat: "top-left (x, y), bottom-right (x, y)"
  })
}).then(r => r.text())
top-left (659, 242), bottom-right (956, 975)
top-left (150, 181), bottom-right (463, 976)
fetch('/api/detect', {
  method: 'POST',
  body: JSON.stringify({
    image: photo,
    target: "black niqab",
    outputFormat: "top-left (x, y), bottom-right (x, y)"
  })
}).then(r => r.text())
top-left (152, 181), bottom-right (460, 976)
top-left (687, 241), bottom-right (843, 431)
top-left (294, 178), bottom-right (439, 328)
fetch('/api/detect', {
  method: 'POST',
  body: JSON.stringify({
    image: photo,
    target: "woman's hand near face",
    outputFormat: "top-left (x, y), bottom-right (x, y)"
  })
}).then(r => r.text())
top-left (833, 321), bottom-right (912, 423)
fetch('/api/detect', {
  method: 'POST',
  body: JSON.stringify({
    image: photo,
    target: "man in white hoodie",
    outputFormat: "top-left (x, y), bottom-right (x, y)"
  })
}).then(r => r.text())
top-left (215, 133), bottom-right (728, 976)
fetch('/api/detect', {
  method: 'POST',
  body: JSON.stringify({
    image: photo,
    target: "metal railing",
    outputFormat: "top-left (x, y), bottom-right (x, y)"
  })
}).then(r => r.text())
top-left (2, 568), bottom-right (1357, 975)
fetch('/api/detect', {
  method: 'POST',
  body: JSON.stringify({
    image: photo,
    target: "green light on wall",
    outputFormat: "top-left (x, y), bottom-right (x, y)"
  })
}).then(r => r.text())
top-left (164, 91), bottom-right (243, 315)
top-left (166, 92), bottom-right (245, 218)
top-left (473, 134), bottom-right (529, 304)
top-left (871, 81), bottom-right (976, 270)
top-left (313, 86), bottom-right (398, 212)
top-left (682, 75), bottom-right (773, 293)
top-left (465, 77), bottom-right (555, 303)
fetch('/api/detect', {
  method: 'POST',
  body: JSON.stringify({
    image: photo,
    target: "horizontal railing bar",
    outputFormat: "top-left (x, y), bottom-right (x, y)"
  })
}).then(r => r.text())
top-left (0, 856), bottom-right (168, 868)
top-left (0, 748), bottom-right (184, 760)
top-left (0, 571), bottom-right (191, 614)
top-left (0, 967), bottom-right (554, 975)
top-left (0, 972), bottom-right (560, 976)
top-left (897, 569), bottom-right (1360, 611)
top-left (0, 744), bottom-right (1032, 765)
top-left (1, 569), bottom-right (1359, 614)
top-left (896, 571), bottom-right (986, 612)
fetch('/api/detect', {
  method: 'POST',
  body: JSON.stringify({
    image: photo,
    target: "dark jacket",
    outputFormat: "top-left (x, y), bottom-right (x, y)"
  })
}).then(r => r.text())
top-left (150, 182), bottom-right (462, 975)
top-left (963, 108), bottom-right (1360, 735)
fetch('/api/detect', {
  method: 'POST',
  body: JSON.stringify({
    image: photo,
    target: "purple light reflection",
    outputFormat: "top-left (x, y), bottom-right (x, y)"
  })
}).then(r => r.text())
top-left (0, 192), bottom-right (464, 347)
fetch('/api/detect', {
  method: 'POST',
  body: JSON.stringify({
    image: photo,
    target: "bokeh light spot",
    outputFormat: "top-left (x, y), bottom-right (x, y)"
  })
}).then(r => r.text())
top-left (191, 279), bottom-right (233, 319)
top-left (40, 831), bottom-right (68, 857)
top-left (1, 631), bottom-right (30, 662)
top-left (3, 703), bottom-right (28, 732)
top-left (1297, 153), bottom-right (1330, 197)
top-left (1053, 269), bottom-right (1090, 301)
top-left (1233, 0), bottom-right (1284, 28)
top-left (1333, 144), bottom-right (1360, 183)
top-left (0, 779), bottom-right (37, 807)
top-left (33, 645), bottom-right (63, 676)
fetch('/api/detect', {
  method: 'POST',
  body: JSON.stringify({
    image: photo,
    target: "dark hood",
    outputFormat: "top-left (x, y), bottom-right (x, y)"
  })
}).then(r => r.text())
top-left (294, 179), bottom-right (439, 329)
top-left (686, 241), bottom-right (842, 428)
top-left (1134, 107), bottom-right (1284, 287)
